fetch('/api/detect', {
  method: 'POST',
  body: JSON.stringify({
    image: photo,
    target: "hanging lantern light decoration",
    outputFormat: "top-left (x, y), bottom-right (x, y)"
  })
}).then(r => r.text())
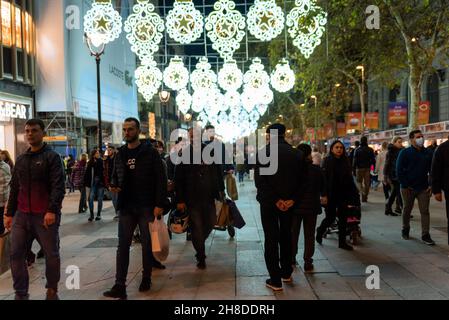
top-left (124, 0), bottom-right (164, 63)
top-left (135, 59), bottom-right (162, 102)
top-left (247, 0), bottom-right (285, 42)
top-left (84, 0), bottom-right (123, 47)
top-left (271, 58), bottom-right (295, 93)
top-left (166, 0), bottom-right (204, 44)
top-left (205, 0), bottom-right (246, 61)
top-left (218, 59), bottom-right (243, 91)
top-left (244, 57), bottom-right (270, 90)
top-left (176, 88), bottom-right (192, 114)
top-left (286, 0), bottom-right (327, 59)
top-left (163, 56), bottom-right (189, 91)
top-left (190, 57), bottom-right (218, 92)
top-left (224, 91), bottom-right (241, 109)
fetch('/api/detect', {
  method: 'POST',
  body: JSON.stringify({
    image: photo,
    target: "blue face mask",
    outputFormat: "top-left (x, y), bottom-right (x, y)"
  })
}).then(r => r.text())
top-left (415, 137), bottom-right (424, 147)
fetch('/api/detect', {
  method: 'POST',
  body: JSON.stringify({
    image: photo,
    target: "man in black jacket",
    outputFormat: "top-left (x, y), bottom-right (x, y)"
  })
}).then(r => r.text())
top-left (255, 123), bottom-right (306, 292)
top-left (175, 127), bottom-right (225, 269)
top-left (431, 136), bottom-right (449, 245)
top-left (4, 119), bottom-right (65, 300)
top-left (103, 118), bottom-right (167, 300)
top-left (384, 137), bottom-right (404, 216)
top-left (353, 136), bottom-right (375, 202)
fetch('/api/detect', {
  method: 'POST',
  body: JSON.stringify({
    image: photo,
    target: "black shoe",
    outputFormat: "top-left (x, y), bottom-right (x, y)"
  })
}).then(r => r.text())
top-left (138, 278), bottom-right (152, 292)
top-left (265, 279), bottom-right (283, 292)
top-left (153, 260), bottom-right (166, 270)
top-left (422, 234), bottom-right (435, 245)
top-left (37, 249), bottom-right (44, 259)
top-left (27, 251), bottom-right (36, 267)
top-left (394, 208), bottom-right (402, 214)
top-left (103, 284), bottom-right (127, 299)
top-left (196, 259), bottom-right (206, 270)
top-left (227, 225), bottom-right (236, 238)
top-left (14, 293), bottom-right (29, 300)
top-left (385, 210), bottom-right (398, 216)
top-left (304, 263), bottom-right (314, 272)
top-left (95, 216), bottom-right (101, 221)
top-left (46, 288), bottom-right (59, 300)
top-left (339, 242), bottom-right (354, 251)
top-left (402, 229), bottom-right (410, 240)
top-left (316, 228), bottom-right (323, 245)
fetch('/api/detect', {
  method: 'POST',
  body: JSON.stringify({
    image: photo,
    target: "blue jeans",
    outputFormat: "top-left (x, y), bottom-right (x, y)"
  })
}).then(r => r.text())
top-left (88, 180), bottom-right (104, 217)
top-left (111, 191), bottom-right (119, 214)
top-left (10, 212), bottom-right (61, 295)
top-left (115, 207), bottom-right (154, 286)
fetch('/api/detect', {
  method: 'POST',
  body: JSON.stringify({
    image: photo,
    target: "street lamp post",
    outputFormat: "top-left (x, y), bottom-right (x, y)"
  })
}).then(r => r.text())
top-left (159, 90), bottom-right (171, 142)
top-left (311, 95), bottom-right (318, 144)
top-left (84, 33), bottom-right (106, 152)
top-left (356, 65), bottom-right (366, 134)
top-left (333, 83), bottom-right (341, 139)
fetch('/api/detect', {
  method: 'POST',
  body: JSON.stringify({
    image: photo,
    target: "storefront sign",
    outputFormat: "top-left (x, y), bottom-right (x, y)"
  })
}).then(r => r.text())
top-left (417, 101), bottom-right (430, 126)
top-left (0, 100), bottom-right (31, 121)
top-left (394, 128), bottom-right (408, 136)
top-left (365, 112), bottom-right (379, 130)
top-left (388, 102), bottom-right (408, 127)
top-left (44, 136), bottom-right (67, 142)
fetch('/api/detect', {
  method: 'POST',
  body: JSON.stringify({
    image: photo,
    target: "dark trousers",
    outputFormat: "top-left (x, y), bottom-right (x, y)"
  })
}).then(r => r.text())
top-left (318, 204), bottom-right (348, 245)
top-left (78, 187), bottom-right (87, 213)
top-left (0, 206), bottom-right (4, 234)
top-left (382, 182), bottom-right (391, 200)
top-left (446, 191), bottom-right (449, 245)
top-left (10, 212), bottom-right (61, 295)
top-left (189, 200), bottom-right (216, 261)
top-left (115, 207), bottom-right (154, 286)
top-left (291, 214), bottom-right (317, 264)
top-left (386, 180), bottom-right (403, 211)
top-left (88, 180), bottom-right (104, 217)
top-left (260, 204), bottom-right (293, 284)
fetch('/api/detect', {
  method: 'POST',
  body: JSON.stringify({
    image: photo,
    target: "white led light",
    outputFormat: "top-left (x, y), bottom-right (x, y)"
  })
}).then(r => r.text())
top-left (135, 59), bottom-right (162, 102)
top-left (190, 57), bottom-right (218, 92)
top-left (286, 0), bottom-right (327, 59)
top-left (218, 60), bottom-right (243, 91)
top-left (244, 57), bottom-right (270, 90)
top-left (166, 0), bottom-right (204, 44)
top-left (163, 56), bottom-right (189, 91)
top-left (124, 0), bottom-right (164, 62)
top-left (271, 59), bottom-right (295, 92)
top-left (205, 0), bottom-right (246, 61)
top-left (224, 91), bottom-right (241, 109)
top-left (176, 88), bottom-right (192, 114)
top-left (247, 0), bottom-right (285, 41)
top-left (84, 0), bottom-right (122, 47)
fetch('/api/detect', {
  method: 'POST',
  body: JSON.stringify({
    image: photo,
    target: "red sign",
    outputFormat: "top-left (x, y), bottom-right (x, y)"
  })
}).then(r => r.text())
top-left (417, 101), bottom-right (430, 126)
top-left (346, 113), bottom-right (362, 132)
top-left (365, 112), bottom-right (379, 130)
top-left (337, 122), bottom-right (346, 137)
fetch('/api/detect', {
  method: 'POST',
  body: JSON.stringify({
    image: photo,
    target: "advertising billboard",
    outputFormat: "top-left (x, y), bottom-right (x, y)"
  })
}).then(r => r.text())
top-left (388, 102), bottom-right (408, 127)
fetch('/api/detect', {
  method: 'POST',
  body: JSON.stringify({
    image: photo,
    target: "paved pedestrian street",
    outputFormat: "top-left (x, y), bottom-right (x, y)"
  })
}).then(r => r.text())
top-left (1, 182), bottom-right (448, 300)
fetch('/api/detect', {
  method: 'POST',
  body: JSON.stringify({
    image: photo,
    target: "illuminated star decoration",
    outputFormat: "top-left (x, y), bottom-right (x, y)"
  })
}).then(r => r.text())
top-left (270, 59), bottom-right (296, 93)
top-left (166, 0), bottom-right (204, 44)
top-left (218, 60), bottom-right (243, 91)
top-left (190, 57), bottom-right (217, 92)
top-left (135, 59), bottom-right (162, 102)
top-left (124, 0), bottom-right (165, 63)
top-left (163, 56), bottom-right (190, 91)
top-left (205, 0), bottom-right (246, 61)
top-left (242, 57), bottom-right (273, 113)
top-left (84, 0), bottom-right (123, 47)
top-left (247, 0), bottom-right (285, 41)
top-left (286, 0), bottom-right (328, 59)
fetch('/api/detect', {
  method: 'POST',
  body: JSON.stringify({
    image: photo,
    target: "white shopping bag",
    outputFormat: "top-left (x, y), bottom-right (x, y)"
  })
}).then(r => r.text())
top-left (249, 169), bottom-right (255, 181)
top-left (149, 218), bottom-right (170, 262)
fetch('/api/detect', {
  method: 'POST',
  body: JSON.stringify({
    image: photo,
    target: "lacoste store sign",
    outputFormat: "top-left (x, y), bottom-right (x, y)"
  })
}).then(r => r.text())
top-left (0, 100), bottom-right (31, 121)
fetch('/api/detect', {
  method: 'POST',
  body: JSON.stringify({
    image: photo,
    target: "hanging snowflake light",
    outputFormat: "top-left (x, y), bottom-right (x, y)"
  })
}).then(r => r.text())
top-left (163, 56), bottom-right (189, 91)
top-left (176, 89), bottom-right (192, 114)
top-left (218, 59), bottom-right (243, 91)
top-left (224, 91), bottom-right (241, 109)
top-left (190, 57), bottom-right (218, 92)
top-left (166, 0), bottom-right (204, 44)
top-left (84, 0), bottom-right (123, 47)
top-left (191, 91), bottom-right (207, 113)
top-left (124, 0), bottom-right (165, 62)
top-left (135, 59), bottom-right (162, 102)
top-left (241, 89), bottom-right (256, 113)
top-left (271, 59), bottom-right (295, 92)
top-left (286, 0), bottom-right (327, 59)
top-left (243, 58), bottom-right (270, 90)
top-left (247, 0), bottom-right (285, 41)
top-left (205, 0), bottom-right (246, 61)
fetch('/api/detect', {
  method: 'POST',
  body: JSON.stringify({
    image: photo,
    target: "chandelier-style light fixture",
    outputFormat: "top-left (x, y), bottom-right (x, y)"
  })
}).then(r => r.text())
top-left (243, 57), bottom-right (270, 90)
top-left (176, 88), bottom-right (192, 114)
top-left (135, 59), bottom-right (162, 102)
top-left (205, 0), bottom-right (246, 61)
top-left (271, 58), bottom-right (296, 92)
top-left (84, 0), bottom-right (123, 47)
top-left (286, 0), bottom-right (327, 59)
top-left (166, 0), bottom-right (204, 44)
top-left (247, 0), bottom-right (285, 42)
top-left (124, 0), bottom-right (165, 62)
top-left (163, 56), bottom-right (189, 91)
top-left (218, 59), bottom-right (243, 91)
top-left (190, 57), bottom-right (218, 92)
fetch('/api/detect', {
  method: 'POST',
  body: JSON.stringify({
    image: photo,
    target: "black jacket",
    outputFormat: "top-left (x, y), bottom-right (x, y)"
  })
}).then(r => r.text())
top-left (255, 138), bottom-right (306, 207)
top-left (84, 158), bottom-right (106, 188)
top-left (6, 144), bottom-right (65, 216)
top-left (112, 142), bottom-right (167, 211)
top-left (295, 163), bottom-right (327, 215)
top-left (174, 144), bottom-right (225, 206)
top-left (431, 140), bottom-right (449, 194)
top-left (384, 144), bottom-right (401, 182)
top-left (353, 145), bottom-right (376, 170)
top-left (323, 154), bottom-right (360, 207)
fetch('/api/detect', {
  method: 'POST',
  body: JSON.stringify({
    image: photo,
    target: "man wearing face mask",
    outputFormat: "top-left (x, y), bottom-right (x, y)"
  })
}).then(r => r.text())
top-left (396, 130), bottom-right (435, 245)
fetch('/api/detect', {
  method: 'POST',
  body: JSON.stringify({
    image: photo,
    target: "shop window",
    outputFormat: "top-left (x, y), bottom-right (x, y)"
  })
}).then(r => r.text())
top-left (17, 49), bottom-right (23, 77)
top-left (15, 5), bottom-right (22, 49)
top-left (2, 0), bottom-right (12, 47)
top-left (3, 46), bottom-right (12, 74)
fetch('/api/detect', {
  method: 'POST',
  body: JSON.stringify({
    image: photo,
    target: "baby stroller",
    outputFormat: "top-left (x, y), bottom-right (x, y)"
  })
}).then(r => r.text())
top-left (322, 206), bottom-right (362, 245)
